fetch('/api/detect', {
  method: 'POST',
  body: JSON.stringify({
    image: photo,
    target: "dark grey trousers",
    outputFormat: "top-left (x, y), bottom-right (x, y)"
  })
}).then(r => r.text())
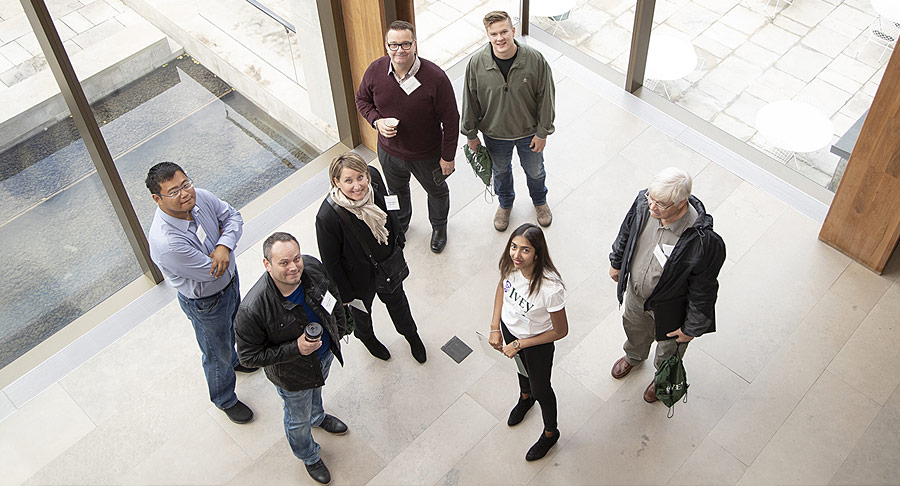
top-left (378, 146), bottom-right (450, 232)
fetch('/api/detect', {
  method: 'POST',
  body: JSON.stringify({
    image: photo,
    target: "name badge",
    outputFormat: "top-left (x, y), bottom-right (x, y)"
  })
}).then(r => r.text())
top-left (400, 76), bottom-right (421, 95)
top-left (653, 244), bottom-right (668, 267)
top-left (384, 195), bottom-right (401, 211)
top-left (321, 290), bottom-right (337, 314)
top-left (195, 223), bottom-right (207, 246)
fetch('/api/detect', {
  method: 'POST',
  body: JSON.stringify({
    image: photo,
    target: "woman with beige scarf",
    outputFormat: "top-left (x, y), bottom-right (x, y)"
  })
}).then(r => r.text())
top-left (315, 152), bottom-right (426, 363)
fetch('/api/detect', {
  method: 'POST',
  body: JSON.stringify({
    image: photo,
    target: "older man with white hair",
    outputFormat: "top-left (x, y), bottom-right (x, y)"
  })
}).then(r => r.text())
top-left (608, 167), bottom-right (726, 403)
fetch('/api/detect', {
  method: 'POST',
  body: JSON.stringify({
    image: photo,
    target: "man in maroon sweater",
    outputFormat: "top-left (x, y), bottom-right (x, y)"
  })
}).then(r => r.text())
top-left (355, 20), bottom-right (460, 254)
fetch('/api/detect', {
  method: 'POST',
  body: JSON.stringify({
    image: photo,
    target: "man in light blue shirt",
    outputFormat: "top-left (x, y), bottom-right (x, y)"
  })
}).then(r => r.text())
top-left (146, 162), bottom-right (255, 424)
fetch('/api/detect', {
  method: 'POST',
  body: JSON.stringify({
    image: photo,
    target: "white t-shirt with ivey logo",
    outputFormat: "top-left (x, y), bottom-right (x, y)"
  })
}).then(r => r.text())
top-left (501, 270), bottom-right (566, 339)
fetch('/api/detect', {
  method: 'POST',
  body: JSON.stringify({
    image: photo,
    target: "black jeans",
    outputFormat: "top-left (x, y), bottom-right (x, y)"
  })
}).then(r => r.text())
top-left (501, 322), bottom-right (557, 431)
top-left (351, 281), bottom-right (417, 342)
top-left (378, 146), bottom-right (450, 232)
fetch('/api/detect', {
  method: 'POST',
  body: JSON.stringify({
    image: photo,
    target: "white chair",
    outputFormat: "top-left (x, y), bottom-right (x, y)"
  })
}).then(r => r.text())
top-left (858, 16), bottom-right (900, 63)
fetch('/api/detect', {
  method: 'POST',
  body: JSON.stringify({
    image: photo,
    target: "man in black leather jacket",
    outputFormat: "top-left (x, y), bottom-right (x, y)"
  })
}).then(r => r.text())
top-left (607, 168), bottom-right (726, 404)
top-left (234, 232), bottom-right (348, 485)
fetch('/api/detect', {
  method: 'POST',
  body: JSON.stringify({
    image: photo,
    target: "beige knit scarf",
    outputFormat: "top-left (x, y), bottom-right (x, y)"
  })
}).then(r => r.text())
top-left (330, 186), bottom-right (390, 245)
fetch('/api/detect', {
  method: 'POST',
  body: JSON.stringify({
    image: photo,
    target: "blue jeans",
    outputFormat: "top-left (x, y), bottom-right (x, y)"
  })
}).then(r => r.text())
top-left (484, 134), bottom-right (548, 209)
top-left (276, 352), bottom-right (334, 465)
top-left (177, 276), bottom-right (240, 410)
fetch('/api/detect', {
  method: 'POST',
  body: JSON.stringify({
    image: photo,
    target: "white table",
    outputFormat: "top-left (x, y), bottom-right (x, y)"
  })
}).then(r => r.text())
top-left (755, 101), bottom-right (834, 154)
top-left (872, 0), bottom-right (900, 23)
top-left (645, 34), bottom-right (698, 82)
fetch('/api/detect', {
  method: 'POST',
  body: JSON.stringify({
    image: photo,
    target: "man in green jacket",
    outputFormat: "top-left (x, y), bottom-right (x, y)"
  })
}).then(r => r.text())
top-left (461, 10), bottom-right (556, 232)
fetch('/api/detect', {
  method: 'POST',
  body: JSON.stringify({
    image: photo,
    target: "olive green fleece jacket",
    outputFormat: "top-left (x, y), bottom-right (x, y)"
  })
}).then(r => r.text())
top-left (461, 41), bottom-right (556, 141)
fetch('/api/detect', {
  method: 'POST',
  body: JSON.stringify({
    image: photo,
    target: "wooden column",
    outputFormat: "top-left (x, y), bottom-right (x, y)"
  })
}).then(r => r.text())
top-left (819, 47), bottom-right (900, 273)
top-left (339, 0), bottom-right (414, 152)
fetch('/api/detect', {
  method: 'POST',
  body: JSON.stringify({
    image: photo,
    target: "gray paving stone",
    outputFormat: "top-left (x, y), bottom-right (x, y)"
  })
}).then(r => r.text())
top-left (723, 90), bottom-right (767, 125)
top-left (0, 51), bottom-right (13, 73)
top-left (750, 24), bottom-right (801, 55)
top-left (733, 41), bottom-right (780, 68)
top-left (775, 44), bottom-right (831, 82)
top-left (745, 67), bottom-right (806, 101)
top-left (78, 0), bottom-right (118, 25)
top-left (0, 13), bottom-right (30, 44)
top-left (665, 2), bottom-right (720, 37)
top-left (16, 32), bottom-right (41, 56)
top-left (700, 55), bottom-right (764, 96)
top-left (772, 13), bottom-right (811, 36)
top-left (795, 78), bottom-right (852, 118)
top-left (720, 5), bottom-right (768, 35)
top-left (802, 25), bottom-right (854, 58)
top-left (711, 112), bottom-right (756, 141)
top-left (703, 22), bottom-right (747, 50)
top-left (0, 53), bottom-right (46, 86)
top-left (70, 18), bottom-right (124, 50)
top-left (60, 10), bottom-right (93, 34)
top-left (781, 0), bottom-right (837, 27)
top-left (0, 39), bottom-right (30, 64)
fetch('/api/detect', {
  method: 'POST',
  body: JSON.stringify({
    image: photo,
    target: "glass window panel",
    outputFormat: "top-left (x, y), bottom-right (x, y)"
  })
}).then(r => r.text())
top-left (644, 0), bottom-right (884, 191)
top-left (417, 0), bottom-right (521, 70)
top-left (0, 1), bottom-right (142, 369)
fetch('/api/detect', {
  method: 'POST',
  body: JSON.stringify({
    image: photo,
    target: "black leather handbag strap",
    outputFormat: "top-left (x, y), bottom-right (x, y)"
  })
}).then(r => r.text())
top-left (327, 196), bottom-right (380, 269)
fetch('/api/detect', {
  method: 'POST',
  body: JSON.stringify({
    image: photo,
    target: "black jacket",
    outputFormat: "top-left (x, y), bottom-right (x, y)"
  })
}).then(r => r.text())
top-left (609, 189), bottom-right (726, 339)
top-left (234, 255), bottom-right (345, 392)
top-left (315, 165), bottom-right (405, 301)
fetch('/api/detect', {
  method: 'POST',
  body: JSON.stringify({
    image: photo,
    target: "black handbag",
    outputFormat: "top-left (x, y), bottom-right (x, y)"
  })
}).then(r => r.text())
top-left (327, 196), bottom-right (409, 294)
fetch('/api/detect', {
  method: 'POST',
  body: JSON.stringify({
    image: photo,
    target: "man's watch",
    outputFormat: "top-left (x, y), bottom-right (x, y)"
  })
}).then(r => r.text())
top-left (513, 340), bottom-right (520, 349)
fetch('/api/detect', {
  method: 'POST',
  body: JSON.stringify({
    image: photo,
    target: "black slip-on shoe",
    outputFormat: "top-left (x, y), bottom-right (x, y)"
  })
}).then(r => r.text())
top-left (223, 400), bottom-right (253, 424)
top-left (525, 428), bottom-right (560, 461)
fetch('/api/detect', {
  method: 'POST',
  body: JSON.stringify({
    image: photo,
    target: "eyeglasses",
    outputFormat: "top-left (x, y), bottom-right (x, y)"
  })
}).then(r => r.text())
top-left (158, 179), bottom-right (194, 199)
top-left (646, 194), bottom-right (675, 211)
top-left (387, 41), bottom-right (414, 51)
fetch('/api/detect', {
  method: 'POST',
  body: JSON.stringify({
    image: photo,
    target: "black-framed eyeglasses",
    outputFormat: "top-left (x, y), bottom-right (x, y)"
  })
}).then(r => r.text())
top-left (158, 179), bottom-right (194, 198)
top-left (387, 41), bottom-right (414, 51)
top-left (646, 194), bottom-right (675, 211)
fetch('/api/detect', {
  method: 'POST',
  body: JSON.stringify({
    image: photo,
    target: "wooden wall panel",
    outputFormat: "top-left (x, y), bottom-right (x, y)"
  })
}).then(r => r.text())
top-left (338, 0), bottom-right (415, 152)
top-left (340, 0), bottom-right (387, 151)
top-left (819, 46), bottom-right (900, 273)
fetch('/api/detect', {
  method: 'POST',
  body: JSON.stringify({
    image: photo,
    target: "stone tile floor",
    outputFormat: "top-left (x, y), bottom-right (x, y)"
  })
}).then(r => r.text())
top-left (416, 0), bottom-right (888, 189)
top-left (2, 34), bottom-right (899, 486)
top-left (0, 0), bottom-right (137, 89)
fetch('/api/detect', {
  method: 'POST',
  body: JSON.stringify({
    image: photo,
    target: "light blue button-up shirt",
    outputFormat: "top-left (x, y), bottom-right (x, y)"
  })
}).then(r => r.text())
top-left (148, 188), bottom-right (243, 299)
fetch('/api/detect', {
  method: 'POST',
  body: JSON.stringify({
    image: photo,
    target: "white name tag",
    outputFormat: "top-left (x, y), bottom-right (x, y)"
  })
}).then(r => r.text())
top-left (384, 194), bottom-right (401, 211)
top-left (653, 244), bottom-right (668, 267)
top-left (400, 76), bottom-right (421, 95)
top-left (661, 243), bottom-right (675, 258)
top-left (195, 223), bottom-right (207, 246)
top-left (321, 290), bottom-right (337, 314)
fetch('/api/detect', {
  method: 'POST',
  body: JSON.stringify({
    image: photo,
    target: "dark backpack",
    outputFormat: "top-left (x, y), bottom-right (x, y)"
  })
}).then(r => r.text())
top-left (654, 344), bottom-right (689, 417)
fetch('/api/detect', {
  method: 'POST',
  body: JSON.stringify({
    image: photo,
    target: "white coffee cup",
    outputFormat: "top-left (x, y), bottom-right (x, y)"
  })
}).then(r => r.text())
top-left (383, 117), bottom-right (399, 129)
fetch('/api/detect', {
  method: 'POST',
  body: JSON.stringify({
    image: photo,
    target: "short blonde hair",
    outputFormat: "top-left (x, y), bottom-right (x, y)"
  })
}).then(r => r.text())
top-left (483, 10), bottom-right (512, 29)
top-left (329, 152), bottom-right (370, 187)
top-left (648, 167), bottom-right (692, 205)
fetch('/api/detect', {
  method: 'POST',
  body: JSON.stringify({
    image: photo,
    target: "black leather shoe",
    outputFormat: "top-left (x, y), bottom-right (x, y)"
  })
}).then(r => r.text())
top-left (305, 459), bottom-right (331, 485)
top-left (525, 428), bottom-right (560, 461)
top-left (406, 333), bottom-right (427, 363)
top-left (507, 395), bottom-right (535, 426)
top-left (234, 364), bottom-right (259, 373)
top-left (361, 337), bottom-right (391, 360)
top-left (430, 226), bottom-right (447, 253)
top-left (223, 400), bottom-right (253, 424)
top-left (317, 414), bottom-right (348, 435)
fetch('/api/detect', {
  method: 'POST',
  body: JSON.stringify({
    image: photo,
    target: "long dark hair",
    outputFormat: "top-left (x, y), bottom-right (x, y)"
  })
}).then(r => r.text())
top-left (498, 223), bottom-right (563, 297)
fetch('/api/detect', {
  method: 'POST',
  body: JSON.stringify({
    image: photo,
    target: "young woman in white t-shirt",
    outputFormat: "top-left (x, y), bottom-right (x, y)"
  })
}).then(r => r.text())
top-left (489, 223), bottom-right (568, 461)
